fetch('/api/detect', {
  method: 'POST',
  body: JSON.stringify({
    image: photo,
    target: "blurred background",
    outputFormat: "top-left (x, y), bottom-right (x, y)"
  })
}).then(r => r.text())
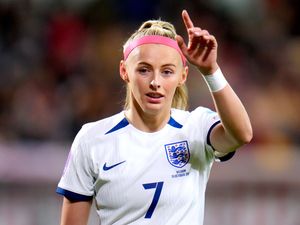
top-left (0, 0), bottom-right (299, 224)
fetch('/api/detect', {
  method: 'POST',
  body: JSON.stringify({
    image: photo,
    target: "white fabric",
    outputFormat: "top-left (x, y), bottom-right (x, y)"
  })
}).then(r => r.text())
top-left (57, 107), bottom-right (221, 225)
top-left (203, 68), bottom-right (228, 92)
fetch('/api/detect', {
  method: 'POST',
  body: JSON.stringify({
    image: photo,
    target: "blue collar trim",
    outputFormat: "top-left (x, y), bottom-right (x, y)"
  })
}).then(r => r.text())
top-left (168, 116), bottom-right (183, 128)
top-left (105, 118), bottom-right (129, 135)
top-left (105, 116), bottom-right (182, 135)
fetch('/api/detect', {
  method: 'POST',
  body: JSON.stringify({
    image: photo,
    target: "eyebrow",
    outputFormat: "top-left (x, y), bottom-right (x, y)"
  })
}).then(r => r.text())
top-left (137, 62), bottom-right (177, 68)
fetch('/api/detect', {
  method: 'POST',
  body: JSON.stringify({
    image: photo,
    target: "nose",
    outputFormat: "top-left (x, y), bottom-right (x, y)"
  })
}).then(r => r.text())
top-left (150, 79), bottom-right (161, 89)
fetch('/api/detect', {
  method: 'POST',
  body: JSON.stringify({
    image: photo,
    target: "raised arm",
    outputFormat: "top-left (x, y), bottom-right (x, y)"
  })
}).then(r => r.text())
top-left (176, 10), bottom-right (252, 154)
top-left (59, 197), bottom-right (92, 225)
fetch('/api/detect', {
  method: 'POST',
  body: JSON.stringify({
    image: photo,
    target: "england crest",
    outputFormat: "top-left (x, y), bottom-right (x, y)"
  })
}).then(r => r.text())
top-left (164, 141), bottom-right (190, 168)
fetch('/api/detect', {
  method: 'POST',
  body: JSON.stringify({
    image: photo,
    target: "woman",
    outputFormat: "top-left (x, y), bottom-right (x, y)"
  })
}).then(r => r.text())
top-left (56, 10), bottom-right (252, 225)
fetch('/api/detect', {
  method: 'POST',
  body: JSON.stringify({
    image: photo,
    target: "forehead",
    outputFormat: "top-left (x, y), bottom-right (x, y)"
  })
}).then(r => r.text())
top-left (127, 44), bottom-right (182, 66)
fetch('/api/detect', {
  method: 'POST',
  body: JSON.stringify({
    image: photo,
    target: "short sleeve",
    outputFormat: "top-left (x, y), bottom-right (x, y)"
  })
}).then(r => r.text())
top-left (191, 107), bottom-right (235, 162)
top-left (56, 129), bottom-right (95, 201)
top-left (201, 108), bottom-right (235, 162)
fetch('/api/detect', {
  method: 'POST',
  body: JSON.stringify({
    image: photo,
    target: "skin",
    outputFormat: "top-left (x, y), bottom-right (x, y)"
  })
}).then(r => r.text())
top-left (59, 9), bottom-right (253, 225)
top-left (59, 198), bottom-right (92, 225)
top-left (176, 10), bottom-right (253, 153)
top-left (119, 44), bottom-right (188, 132)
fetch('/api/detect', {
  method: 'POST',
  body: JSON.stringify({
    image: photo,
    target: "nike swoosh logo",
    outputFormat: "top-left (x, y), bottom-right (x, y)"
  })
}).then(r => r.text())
top-left (103, 160), bottom-right (126, 171)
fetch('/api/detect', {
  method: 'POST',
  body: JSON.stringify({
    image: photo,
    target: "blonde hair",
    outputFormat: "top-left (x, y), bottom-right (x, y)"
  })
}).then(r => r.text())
top-left (123, 20), bottom-right (188, 110)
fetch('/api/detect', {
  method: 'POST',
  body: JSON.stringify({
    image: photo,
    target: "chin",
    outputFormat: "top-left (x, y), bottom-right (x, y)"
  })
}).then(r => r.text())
top-left (143, 103), bottom-right (168, 115)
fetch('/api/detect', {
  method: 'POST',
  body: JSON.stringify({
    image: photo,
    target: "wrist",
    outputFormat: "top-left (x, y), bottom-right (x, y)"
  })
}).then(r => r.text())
top-left (202, 68), bottom-right (228, 92)
top-left (198, 63), bottom-right (219, 75)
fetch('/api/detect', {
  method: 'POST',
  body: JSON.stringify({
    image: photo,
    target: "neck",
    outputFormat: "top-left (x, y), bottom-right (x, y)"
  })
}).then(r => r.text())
top-left (125, 106), bottom-right (170, 133)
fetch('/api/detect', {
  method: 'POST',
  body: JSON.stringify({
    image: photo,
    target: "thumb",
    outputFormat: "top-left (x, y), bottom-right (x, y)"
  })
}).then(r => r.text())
top-left (176, 35), bottom-right (188, 57)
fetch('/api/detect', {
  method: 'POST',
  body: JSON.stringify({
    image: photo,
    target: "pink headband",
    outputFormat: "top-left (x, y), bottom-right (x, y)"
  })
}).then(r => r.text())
top-left (123, 35), bottom-right (187, 66)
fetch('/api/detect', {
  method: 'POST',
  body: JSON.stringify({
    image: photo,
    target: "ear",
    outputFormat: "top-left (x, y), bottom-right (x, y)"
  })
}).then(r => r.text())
top-left (120, 60), bottom-right (129, 82)
top-left (178, 66), bottom-right (188, 86)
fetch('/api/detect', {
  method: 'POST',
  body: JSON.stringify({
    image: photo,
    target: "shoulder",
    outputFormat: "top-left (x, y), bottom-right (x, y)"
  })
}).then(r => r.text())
top-left (75, 111), bottom-right (126, 143)
top-left (171, 107), bottom-right (217, 123)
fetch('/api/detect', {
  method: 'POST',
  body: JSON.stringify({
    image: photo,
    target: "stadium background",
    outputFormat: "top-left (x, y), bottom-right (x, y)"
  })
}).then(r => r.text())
top-left (0, 0), bottom-right (299, 224)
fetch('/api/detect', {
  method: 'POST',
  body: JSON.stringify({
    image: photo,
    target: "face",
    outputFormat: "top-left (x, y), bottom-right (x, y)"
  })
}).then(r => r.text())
top-left (120, 43), bottom-right (188, 116)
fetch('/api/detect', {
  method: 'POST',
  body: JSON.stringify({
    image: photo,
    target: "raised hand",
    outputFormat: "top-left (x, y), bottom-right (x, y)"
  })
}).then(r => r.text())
top-left (176, 10), bottom-right (219, 75)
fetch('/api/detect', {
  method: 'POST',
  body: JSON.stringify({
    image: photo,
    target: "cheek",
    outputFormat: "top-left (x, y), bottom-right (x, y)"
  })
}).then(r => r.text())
top-left (134, 77), bottom-right (147, 91)
top-left (129, 76), bottom-right (147, 97)
top-left (164, 79), bottom-right (180, 95)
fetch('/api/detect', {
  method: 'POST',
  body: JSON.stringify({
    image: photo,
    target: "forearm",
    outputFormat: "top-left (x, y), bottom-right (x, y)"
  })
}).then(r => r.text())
top-left (211, 83), bottom-right (253, 151)
top-left (177, 10), bottom-right (252, 152)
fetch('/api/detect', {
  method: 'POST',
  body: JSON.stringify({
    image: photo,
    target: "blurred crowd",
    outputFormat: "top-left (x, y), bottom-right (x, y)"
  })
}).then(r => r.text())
top-left (0, 0), bottom-right (299, 148)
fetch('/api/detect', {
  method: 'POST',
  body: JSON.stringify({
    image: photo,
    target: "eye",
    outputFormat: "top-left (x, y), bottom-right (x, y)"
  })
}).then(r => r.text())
top-left (137, 67), bottom-right (151, 75)
top-left (162, 69), bottom-right (174, 76)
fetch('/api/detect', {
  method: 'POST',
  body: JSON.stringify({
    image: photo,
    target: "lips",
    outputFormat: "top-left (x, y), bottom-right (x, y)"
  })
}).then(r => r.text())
top-left (146, 92), bottom-right (164, 103)
top-left (146, 92), bottom-right (164, 98)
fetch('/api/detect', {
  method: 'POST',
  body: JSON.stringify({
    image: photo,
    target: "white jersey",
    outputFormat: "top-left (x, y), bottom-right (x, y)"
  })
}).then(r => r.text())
top-left (57, 107), bottom-right (234, 225)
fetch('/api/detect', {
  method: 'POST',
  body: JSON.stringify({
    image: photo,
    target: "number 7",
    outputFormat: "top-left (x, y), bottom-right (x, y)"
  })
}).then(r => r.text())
top-left (142, 181), bottom-right (164, 219)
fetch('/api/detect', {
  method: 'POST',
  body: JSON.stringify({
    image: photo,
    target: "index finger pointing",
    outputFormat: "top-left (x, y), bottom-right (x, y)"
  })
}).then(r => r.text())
top-left (182, 10), bottom-right (194, 30)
